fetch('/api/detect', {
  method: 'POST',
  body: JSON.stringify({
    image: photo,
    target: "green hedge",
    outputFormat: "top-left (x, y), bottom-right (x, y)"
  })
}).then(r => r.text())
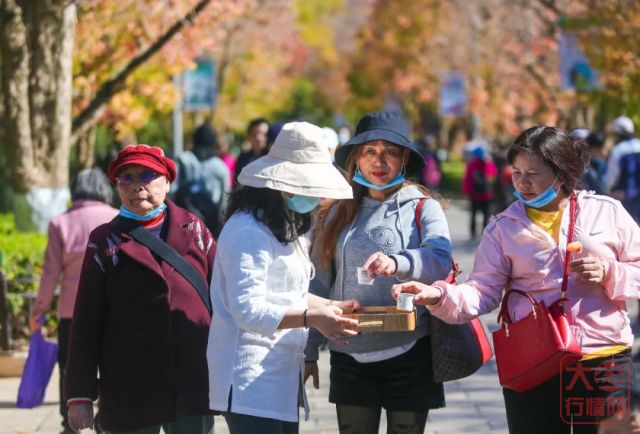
top-left (439, 159), bottom-right (465, 196)
top-left (0, 214), bottom-right (48, 344)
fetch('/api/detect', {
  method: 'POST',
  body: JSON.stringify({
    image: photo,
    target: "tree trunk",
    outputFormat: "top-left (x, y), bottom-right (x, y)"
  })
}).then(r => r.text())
top-left (0, 0), bottom-right (34, 192)
top-left (0, 0), bottom-right (76, 231)
top-left (29, 0), bottom-right (76, 189)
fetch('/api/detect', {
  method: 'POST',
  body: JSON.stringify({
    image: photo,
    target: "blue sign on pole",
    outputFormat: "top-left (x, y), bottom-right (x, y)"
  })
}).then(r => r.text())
top-left (183, 58), bottom-right (217, 111)
top-left (559, 34), bottom-right (599, 91)
top-left (439, 72), bottom-right (467, 117)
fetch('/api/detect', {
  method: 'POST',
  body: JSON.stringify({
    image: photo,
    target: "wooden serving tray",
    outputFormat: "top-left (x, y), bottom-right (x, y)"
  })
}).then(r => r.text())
top-left (342, 306), bottom-right (416, 333)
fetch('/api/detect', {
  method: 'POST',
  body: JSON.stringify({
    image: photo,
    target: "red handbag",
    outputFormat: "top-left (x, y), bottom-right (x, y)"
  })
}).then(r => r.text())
top-left (492, 193), bottom-right (582, 392)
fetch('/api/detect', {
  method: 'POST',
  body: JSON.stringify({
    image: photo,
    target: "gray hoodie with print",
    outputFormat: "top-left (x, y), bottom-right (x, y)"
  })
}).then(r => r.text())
top-left (305, 184), bottom-right (453, 361)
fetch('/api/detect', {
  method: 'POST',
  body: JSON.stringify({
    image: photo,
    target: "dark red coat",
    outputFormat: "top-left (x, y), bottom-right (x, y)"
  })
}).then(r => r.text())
top-left (65, 200), bottom-right (216, 431)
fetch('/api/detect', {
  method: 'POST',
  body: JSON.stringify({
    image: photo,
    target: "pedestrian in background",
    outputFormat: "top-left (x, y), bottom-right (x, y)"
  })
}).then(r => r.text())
top-left (609, 118), bottom-right (640, 223)
top-left (306, 111), bottom-right (453, 434)
top-left (30, 168), bottom-right (118, 433)
top-left (462, 146), bottom-right (497, 239)
top-left (489, 148), bottom-right (514, 214)
top-left (233, 118), bottom-right (269, 183)
top-left (267, 122), bottom-right (284, 151)
top-left (218, 133), bottom-right (237, 187)
top-left (603, 115), bottom-right (640, 193)
top-left (175, 123), bottom-right (231, 236)
top-left (65, 145), bottom-right (216, 433)
top-left (579, 132), bottom-right (607, 195)
top-left (393, 126), bottom-right (640, 434)
top-left (207, 122), bottom-right (358, 434)
top-left (417, 134), bottom-right (442, 191)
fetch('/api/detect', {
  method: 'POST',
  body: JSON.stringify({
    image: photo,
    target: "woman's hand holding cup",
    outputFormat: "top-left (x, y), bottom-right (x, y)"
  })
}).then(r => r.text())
top-left (391, 281), bottom-right (443, 306)
top-left (362, 252), bottom-right (397, 278)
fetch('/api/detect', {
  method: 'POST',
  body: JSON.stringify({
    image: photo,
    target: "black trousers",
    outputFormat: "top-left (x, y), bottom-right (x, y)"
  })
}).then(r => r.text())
top-left (470, 199), bottom-right (490, 238)
top-left (503, 351), bottom-right (632, 434)
top-left (225, 413), bottom-right (298, 434)
top-left (58, 318), bottom-right (72, 429)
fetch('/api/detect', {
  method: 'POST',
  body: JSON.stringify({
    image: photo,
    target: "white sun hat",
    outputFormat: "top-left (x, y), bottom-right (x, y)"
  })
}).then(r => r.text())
top-left (238, 121), bottom-right (353, 199)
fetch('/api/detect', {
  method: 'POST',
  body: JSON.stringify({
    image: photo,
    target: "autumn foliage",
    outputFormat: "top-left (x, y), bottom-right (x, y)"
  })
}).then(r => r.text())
top-left (74, 0), bottom-right (640, 145)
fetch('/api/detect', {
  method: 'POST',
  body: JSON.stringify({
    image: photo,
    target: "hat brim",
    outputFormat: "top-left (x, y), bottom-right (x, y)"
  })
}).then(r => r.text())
top-left (335, 129), bottom-right (425, 176)
top-left (238, 155), bottom-right (353, 199)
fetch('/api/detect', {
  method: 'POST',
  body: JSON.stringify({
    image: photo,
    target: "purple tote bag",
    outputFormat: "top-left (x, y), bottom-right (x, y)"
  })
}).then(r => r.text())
top-left (16, 329), bottom-right (58, 408)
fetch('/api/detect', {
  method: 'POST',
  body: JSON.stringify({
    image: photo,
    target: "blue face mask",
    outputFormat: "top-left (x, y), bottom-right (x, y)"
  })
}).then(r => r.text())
top-left (285, 195), bottom-right (321, 214)
top-left (513, 178), bottom-right (559, 209)
top-left (119, 203), bottom-right (167, 221)
top-left (352, 169), bottom-right (405, 191)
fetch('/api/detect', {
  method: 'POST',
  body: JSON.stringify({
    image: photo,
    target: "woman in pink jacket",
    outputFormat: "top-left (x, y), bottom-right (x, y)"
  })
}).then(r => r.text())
top-left (30, 168), bottom-right (118, 432)
top-left (393, 126), bottom-right (640, 434)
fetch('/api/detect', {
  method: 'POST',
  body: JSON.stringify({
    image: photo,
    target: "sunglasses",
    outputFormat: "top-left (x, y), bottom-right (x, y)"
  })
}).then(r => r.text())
top-left (116, 170), bottom-right (161, 186)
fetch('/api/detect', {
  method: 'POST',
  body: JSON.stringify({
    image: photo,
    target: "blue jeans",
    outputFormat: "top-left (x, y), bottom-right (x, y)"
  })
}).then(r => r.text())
top-left (224, 412), bottom-right (298, 434)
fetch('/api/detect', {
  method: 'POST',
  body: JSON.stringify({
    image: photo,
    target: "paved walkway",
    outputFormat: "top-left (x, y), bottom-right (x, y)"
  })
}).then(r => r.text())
top-left (0, 199), bottom-right (637, 433)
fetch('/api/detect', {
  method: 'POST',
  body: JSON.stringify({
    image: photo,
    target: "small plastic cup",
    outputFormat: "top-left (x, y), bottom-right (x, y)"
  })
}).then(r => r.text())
top-left (356, 266), bottom-right (374, 285)
top-left (396, 293), bottom-right (415, 312)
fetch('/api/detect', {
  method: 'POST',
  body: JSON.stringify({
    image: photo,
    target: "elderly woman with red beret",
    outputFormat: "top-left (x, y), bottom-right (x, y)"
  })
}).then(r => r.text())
top-left (65, 145), bottom-right (216, 433)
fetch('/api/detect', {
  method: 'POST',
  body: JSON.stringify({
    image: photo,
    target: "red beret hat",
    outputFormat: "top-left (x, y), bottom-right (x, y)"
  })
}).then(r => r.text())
top-left (108, 144), bottom-right (176, 183)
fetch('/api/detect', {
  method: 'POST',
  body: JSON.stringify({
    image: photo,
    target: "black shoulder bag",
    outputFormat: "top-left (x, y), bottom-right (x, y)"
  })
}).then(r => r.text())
top-left (112, 217), bottom-right (212, 315)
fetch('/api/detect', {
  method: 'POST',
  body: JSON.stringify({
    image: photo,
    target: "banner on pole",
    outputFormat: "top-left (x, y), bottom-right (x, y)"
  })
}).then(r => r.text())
top-left (183, 58), bottom-right (217, 111)
top-left (439, 72), bottom-right (467, 117)
top-left (559, 34), bottom-right (599, 91)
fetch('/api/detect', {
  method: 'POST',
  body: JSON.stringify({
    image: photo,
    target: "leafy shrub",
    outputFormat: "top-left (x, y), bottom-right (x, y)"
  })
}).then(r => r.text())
top-left (0, 214), bottom-right (48, 346)
top-left (439, 159), bottom-right (465, 196)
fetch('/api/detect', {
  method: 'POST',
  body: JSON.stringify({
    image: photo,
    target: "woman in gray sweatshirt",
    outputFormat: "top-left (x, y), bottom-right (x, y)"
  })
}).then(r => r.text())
top-left (305, 112), bottom-right (453, 434)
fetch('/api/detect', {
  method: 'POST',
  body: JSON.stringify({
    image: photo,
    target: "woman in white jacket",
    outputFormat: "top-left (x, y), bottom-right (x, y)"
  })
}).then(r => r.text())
top-left (207, 122), bottom-right (359, 434)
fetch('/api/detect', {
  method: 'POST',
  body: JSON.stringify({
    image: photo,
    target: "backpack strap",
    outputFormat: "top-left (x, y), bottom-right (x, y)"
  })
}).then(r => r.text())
top-left (112, 217), bottom-right (212, 315)
top-left (414, 197), bottom-right (460, 283)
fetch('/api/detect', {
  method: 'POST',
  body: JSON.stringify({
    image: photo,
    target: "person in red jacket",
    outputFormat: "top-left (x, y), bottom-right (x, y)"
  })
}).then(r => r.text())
top-left (462, 147), bottom-right (498, 238)
top-left (65, 145), bottom-right (216, 433)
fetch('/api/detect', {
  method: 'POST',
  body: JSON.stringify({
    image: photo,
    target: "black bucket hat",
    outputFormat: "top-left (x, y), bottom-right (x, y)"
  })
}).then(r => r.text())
top-left (335, 111), bottom-right (425, 176)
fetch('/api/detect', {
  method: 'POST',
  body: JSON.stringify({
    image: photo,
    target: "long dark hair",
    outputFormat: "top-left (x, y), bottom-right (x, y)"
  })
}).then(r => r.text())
top-left (225, 186), bottom-right (312, 245)
top-left (507, 126), bottom-right (589, 195)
